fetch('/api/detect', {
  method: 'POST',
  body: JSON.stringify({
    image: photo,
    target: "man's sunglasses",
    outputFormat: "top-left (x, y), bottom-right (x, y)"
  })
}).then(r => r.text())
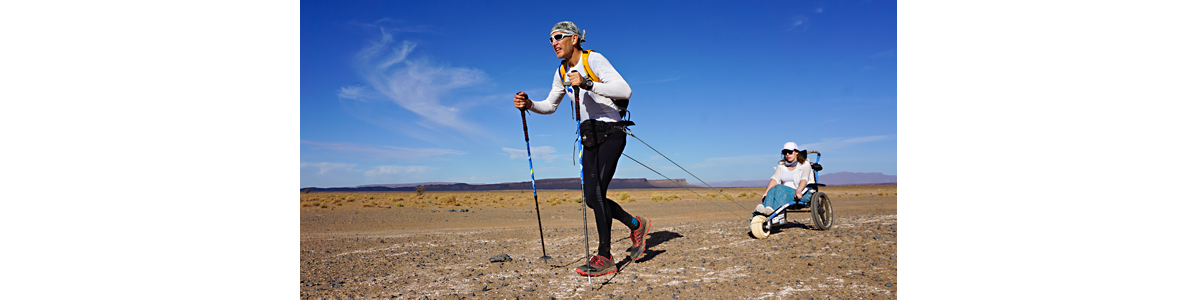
top-left (549, 33), bottom-right (574, 42)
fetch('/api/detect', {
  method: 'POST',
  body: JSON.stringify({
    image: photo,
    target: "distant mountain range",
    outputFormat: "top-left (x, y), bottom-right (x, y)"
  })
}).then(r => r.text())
top-left (301, 178), bottom-right (699, 192)
top-left (706, 172), bottom-right (897, 188)
top-left (300, 172), bottom-right (895, 192)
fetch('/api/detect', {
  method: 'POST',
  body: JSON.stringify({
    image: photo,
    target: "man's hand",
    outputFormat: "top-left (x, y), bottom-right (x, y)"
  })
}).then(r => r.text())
top-left (567, 71), bottom-right (584, 87)
top-left (513, 92), bottom-right (531, 110)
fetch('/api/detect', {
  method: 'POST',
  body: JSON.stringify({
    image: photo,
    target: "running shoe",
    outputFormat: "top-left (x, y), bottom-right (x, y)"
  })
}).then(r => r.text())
top-left (628, 215), bottom-right (650, 261)
top-left (575, 255), bottom-right (617, 277)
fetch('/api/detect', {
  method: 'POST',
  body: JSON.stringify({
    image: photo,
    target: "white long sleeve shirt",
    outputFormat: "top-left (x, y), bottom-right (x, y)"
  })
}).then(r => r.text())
top-left (528, 51), bottom-right (631, 122)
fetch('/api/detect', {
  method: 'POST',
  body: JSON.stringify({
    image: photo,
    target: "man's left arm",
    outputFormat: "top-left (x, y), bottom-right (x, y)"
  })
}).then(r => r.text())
top-left (584, 52), bottom-right (631, 99)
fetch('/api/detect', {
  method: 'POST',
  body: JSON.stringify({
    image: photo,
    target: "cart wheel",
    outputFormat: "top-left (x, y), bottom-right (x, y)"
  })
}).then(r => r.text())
top-left (750, 215), bottom-right (770, 239)
top-left (810, 192), bottom-right (834, 230)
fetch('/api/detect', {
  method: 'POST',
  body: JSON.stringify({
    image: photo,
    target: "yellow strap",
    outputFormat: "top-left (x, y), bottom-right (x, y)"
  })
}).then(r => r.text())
top-left (581, 50), bottom-right (598, 82)
top-left (558, 50), bottom-right (599, 84)
top-left (558, 62), bottom-right (568, 84)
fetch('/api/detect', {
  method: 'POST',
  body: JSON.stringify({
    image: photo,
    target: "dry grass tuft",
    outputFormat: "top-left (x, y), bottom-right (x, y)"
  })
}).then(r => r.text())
top-left (441, 195), bottom-right (459, 207)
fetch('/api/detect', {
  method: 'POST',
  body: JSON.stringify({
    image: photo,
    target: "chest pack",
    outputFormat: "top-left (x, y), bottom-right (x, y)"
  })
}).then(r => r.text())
top-left (559, 50), bottom-right (633, 124)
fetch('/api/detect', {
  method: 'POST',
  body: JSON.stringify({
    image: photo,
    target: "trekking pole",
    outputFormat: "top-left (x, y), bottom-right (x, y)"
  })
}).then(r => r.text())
top-left (574, 73), bottom-right (613, 264)
top-left (569, 73), bottom-right (591, 285)
top-left (518, 103), bottom-right (552, 261)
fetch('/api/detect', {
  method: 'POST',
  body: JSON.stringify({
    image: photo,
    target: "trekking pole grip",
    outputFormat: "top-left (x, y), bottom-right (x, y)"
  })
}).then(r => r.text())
top-left (519, 108), bottom-right (530, 142)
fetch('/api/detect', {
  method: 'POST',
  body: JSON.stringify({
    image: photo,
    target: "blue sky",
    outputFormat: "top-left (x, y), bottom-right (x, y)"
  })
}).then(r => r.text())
top-left (301, 0), bottom-right (896, 188)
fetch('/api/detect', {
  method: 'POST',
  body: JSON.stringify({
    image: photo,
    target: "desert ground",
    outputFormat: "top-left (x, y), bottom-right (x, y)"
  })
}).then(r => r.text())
top-left (300, 185), bottom-right (897, 299)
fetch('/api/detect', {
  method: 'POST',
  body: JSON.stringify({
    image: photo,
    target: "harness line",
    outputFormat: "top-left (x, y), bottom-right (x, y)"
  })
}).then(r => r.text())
top-left (624, 131), bottom-right (754, 214)
top-left (619, 150), bottom-right (746, 219)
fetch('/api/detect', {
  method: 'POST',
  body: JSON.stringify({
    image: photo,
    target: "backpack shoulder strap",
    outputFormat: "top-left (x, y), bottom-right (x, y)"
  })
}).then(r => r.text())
top-left (581, 50), bottom-right (598, 82)
top-left (558, 60), bottom-right (569, 84)
top-left (558, 50), bottom-right (600, 83)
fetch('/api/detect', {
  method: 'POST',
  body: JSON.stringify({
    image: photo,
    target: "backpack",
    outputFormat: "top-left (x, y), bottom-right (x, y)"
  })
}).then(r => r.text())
top-left (559, 50), bottom-right (633, 125)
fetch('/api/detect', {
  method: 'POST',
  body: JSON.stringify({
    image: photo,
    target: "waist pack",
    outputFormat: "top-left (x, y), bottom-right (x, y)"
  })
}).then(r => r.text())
top-left (580, 119), bottom-right (624, 148)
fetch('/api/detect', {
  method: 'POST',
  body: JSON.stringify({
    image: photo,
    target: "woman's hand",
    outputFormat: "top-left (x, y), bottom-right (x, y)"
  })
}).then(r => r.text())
top-left (513, 92), bottom-right (531, 110)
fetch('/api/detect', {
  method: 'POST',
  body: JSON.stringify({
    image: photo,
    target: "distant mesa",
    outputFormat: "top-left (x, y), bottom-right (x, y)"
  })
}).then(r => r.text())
top-left (301, 178), bottom-right (698, 192)
top-left (816, 172), bottom-right (897, 186)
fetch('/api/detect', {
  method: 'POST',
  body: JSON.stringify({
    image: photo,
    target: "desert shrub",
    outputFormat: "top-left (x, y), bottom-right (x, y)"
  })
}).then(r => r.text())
top-left (651, 193), bottom-right (663, 202)
top-left (573, 197), bottom-right (583, 203)
top-left (395, 202), bottom-right (404, 207)
top-left (320, 202), bottom-right (328, 208)
top-left (737, 192), bottom-right (748, 198)
top-left (668, 194), bottom-right (680, 201)
top-left (302, 189), bottom-right (310, 194)
top-left (619, 192), bottom-right (631, 201)
top-left (416, 186), bottom-right (425, 195)
top-left (442, 195), bottom-right (459, 207)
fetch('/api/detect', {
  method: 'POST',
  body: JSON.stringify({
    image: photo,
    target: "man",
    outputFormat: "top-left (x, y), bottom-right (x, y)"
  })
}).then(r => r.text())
top-left (513, 21), bottom-right (650, 277)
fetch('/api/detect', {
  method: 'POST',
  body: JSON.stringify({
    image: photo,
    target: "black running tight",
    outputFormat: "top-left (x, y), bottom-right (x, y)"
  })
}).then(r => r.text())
top-left (582, 131), bottom-right (635, 258)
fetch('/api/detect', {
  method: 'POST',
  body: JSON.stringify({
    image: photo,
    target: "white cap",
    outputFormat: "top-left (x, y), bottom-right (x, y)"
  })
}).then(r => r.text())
top-left (783, 142), bottom-right (799, 151)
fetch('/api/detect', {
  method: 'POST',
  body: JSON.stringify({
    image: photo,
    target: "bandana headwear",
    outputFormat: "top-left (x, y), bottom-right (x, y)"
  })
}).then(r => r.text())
top-left (551, 21), bottom-right (586, 43)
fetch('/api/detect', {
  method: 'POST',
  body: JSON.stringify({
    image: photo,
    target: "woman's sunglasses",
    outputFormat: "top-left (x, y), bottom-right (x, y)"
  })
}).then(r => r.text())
top-left (549, 33), bottom-right (574, 42)
top-left (781, 149), bottom-right (798, 155)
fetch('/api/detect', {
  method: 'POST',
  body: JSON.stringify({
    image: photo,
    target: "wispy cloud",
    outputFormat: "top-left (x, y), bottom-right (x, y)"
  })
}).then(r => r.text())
top-left (691, 154), bottom-right (778, 168)
top-left (871, 49), bottom-right (896, 59)
top-left (300, 162), bottom-right (357, 174)
top-left (788, 15), bottom-right (810, 31)
top-left (342, 26), bottom-right (490, 140)
top-left (338, 86), bottom-right (368, 100)
top-left (348, 18), bottom-right (433, 34)
top-left (687, 135), bottom-right (893, 169)
top-left (797, 135), bottom-right (893, 151)
top-left (301, 161), bottom-right (434, 186)
top-left (364, 165), bottom-right (431, 177)
top-left (636, 76), bottom-right (681, 84)
top-left (302, 140), bottom-right (466, 161)
top-left (502, 146), bottom-right (562, 163)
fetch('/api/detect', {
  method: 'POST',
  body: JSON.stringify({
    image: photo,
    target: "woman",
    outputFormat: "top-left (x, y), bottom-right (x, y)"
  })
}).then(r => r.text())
top-left (512, 21), bottom-right (650, 277)
top-left (757, 142), bottom-right (814, 215)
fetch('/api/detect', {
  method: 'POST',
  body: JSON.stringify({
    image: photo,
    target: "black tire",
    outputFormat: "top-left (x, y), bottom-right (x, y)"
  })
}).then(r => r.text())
top-left (810, 192), bottom-right (834, 230)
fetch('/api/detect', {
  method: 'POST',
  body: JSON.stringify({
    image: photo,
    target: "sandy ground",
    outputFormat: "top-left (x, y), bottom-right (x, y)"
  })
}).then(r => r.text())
top-left (300, 185), bottom-right (897, 299)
